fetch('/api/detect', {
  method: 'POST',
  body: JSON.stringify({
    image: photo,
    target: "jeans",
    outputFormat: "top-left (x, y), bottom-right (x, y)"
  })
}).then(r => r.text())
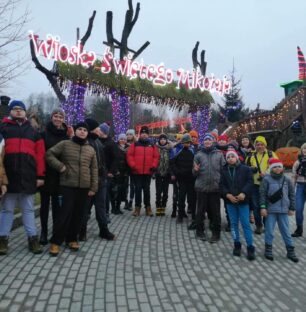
top-left (251, 185), bottom-right (263, 227)
top-left (0, 193), bottom-right (36, 237)
top-left (295, 183), bottom-right (306, 226)
top-left (155, 175), bottom-right (170, 207)
top-left (134, 175), bottom-right (151, 208)
top-left (227, 203), bottom-right (253, 246)
top-left (178, 179), bottom-right (196, 219)
top-left (196, 192), bottom-right (221, 233)
top-left (50, 187), bottom-right (88, 245)
top-left (265, 213), bottom-right (294, 247)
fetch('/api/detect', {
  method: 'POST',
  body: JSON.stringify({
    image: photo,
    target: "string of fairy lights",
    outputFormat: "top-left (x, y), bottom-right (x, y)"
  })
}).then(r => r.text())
top-left (228, 88), bottom-right (305, 139)
top-left (190, 107), bottom-right (212, 142)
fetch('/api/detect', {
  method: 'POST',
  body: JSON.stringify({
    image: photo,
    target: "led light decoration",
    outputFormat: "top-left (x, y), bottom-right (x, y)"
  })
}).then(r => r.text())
top-left (119, 94), bottom-right (130, 134)
top-left (191, 111), bottom-right (198, 130)
top-left (198, 106), bottom-right (211, 143)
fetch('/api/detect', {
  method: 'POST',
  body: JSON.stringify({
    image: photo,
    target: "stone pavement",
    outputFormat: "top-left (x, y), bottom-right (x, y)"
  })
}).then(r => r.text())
top-left (1, 185), bottom-right (306, 312)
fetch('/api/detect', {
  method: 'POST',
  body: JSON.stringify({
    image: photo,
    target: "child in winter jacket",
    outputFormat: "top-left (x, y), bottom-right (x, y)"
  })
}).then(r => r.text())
top-left (260, 158), bottom-right (298, 262)
top-left (220, 150), bottom-right (255, 260)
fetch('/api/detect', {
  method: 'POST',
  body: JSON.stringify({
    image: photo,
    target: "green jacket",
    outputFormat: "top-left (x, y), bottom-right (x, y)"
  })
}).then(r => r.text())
top-left (46, 140), bottom-right (98, 192)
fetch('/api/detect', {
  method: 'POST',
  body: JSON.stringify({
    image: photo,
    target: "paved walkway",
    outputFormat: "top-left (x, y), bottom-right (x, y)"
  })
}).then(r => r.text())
top-left (0, 185), bottom-right (306, 312)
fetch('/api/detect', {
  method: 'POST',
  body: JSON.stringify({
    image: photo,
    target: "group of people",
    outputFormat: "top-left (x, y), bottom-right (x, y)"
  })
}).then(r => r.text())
top-left (0, 100), bottom-right (304, 263)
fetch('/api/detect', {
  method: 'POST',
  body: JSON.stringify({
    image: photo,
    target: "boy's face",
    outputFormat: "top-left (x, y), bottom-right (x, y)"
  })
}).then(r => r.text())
top-left (183, 142), bottom-right (191, 148)
top-left (218, 140), bottom-right (227, 146)
top-left (227, 155), bottom-right (237, 165)
top-left (159, 138), bottom-right (167, 145)
top-left (241, 138), bottom-right (249, 147)
top-left (204, 139), bottom-right (213, 148)
top-left (272, 166), bottom-right (283, 174)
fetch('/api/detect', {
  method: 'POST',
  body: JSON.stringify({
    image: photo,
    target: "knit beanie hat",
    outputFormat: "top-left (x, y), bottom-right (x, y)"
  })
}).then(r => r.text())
top-left (99, 122), bottom-right (110, 135)
top-left (51, 108), bottom-right (65, 118)
top-left (74, 121), bottom-right (89, 131)
top-left (176, 133), bottom-right (183, 140)
top-left (203, 133), bottom-right (214, 141)
top-left (228, 140), bottom-right (239, 150)
top-left (189, 130), bottom-right (199, 138)
top-left (226, 150), bottom-right (239, 160)
top-left (218, 134), bottom-right (229, 142)
top-left (269, 158), bottom-right (283, 170)
top-left (85, 118), bottom-right (99, 132)
top-left (181, 134), bottom-right (192, 144)
top-left (159, 133), bottom-right (168, 141)
top-left (9, 100), bottom-right (26, 111)
top-left (126, 129), bottom-right (135, 136)
top-left (118, 133), bottom-right (127, 141)
top-left (255, 135), bottom-right (267, 146)
top-left (140, 126), bottom-right (149, 135)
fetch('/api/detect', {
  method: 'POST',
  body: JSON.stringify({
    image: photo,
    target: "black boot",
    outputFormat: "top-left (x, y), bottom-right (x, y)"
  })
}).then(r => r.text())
top-left (292, 225), bottom-right (303, 237)
top-left (255, 225), bottom-right (263, 235)
top-left (188, 220), bottom-right (197, 230)
top-left (233, 242), bottom-right (241, 257)
top-left (225, 223), bottom-right (231, 232)
top-left (39, 230), bottom-right (48, 245)
top-left (0, 236), bottom-right (8, 255)
top-left (124, 200), bottom-right (132, 211)
top-left (79, 227), bottom-right (87, 242)
top-left (286, 245), bottom-right (299, 263)
top-left (28, 236), bottom-right (43, 254)
top-left (196, 230), bottom-right (207, 241)
top-left (264, 244), bottom-right (273, 261)
top-left (99, 226), bottom-right (116, 241)
top-left (247, 245), bottom-right (255, 261)
top-left (210, 232), bottom-right (220, 244)
top-left (171, 210), bottom-right (177, 218)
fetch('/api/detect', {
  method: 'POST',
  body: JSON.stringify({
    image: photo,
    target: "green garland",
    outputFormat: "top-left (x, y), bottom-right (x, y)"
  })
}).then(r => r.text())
top-left (57, 62), bottom-right (213, 110)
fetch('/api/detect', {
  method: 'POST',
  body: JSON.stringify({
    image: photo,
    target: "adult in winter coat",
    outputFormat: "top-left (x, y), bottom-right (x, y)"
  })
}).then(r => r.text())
top-left (126, 129), bottom-right (137, 210)
top-left (171, 133), bottom-right (195, 224)
top-left (79, 118), bottom-right (115, 242)
top-left (46, 122), bottom-right (98, 256)
top-left (155, 134), bottom-right (172, 216)
top-left (220, 150), bottom-right (255, 260)
top-left (116, 133), bottom-right (130, 214)
top-left (193, 133), bottom-right (225, 243)
top-left (39, 108), bottom-right (69, 245)
top-left (0, 100), bottom-right (45, 255)
top-left (99, 122), bottom-right (120, 221)
top-left (127, 126), bottom-right (160, 217)
top-left (291, 142), bottom-right (306, 237)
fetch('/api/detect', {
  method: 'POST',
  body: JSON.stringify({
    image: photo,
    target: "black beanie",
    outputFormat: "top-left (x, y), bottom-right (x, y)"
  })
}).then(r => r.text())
top-left (74, 121), bottom-right (89, 132)
top-left (85, 118), bottom-right (99, 131)
top-left (140, 126), bottom-right (149, 135)
top-left (159, 133), bottom-right (168, 141)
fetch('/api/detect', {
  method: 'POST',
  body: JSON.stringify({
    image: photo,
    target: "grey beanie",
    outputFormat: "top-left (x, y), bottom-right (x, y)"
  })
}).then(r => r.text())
top-left (118, 133), bottom-right (127, 141)
top-left (51, 108), bottom-right (65, 118)
top-left (126, 129), bottom-right (135, 136)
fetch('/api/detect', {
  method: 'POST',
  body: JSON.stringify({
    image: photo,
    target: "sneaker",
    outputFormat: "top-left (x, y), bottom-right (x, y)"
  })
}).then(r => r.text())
top-left (0, 236), bottom-right (8, 255)
top-left (68, 241), bottom-right (79, 251)
top-left (28, 236), bottom-right (43, 254)
top-left (247, 245), bottom-right (255, 261)
top-left (49, 244), bottom-right (60, 257)
top-left (286, 246), bottom-right (299, 263)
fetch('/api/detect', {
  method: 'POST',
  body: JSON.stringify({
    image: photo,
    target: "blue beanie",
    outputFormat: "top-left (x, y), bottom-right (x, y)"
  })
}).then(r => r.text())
top-left (99, 122), bottom-right (110, 135)
top-left (203, 133), bottom-right (214, 141)
top-left (9, 100), bottom-right (26, 111)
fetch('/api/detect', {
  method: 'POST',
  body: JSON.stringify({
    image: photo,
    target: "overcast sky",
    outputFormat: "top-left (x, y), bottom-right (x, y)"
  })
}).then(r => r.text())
top-left (10, 0), bottom-right (306, 110)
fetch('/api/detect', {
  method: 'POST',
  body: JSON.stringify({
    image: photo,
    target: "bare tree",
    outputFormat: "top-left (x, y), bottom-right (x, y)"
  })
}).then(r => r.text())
top-left (0, 0), bottom-right (29, 91)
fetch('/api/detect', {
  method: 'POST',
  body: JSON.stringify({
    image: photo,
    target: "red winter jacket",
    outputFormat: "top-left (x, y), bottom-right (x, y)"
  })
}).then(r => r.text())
top-left (127, 139), bottom-right (160, 175)
top-left (0, 117), bottom-right (45, 194)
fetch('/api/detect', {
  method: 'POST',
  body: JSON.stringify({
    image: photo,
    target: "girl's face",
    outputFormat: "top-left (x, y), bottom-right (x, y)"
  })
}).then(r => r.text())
top-left (52, 113), bottom-right (64, 128)
top-left (272, 166), bottom-right (283, 174)
top-left (119, 138), bottom-right (126, 145)
top-left (302, 148), bottom-right (306, 156)
top-left (159, 138), bottom-right (167, 145)
top-left (75, 127), bottom-right (88, 139)
top-left (126, 133), bottom-right (133, 141)
top-left (227, 154), bottom-right (237, 165)
top-left (241, 138), bottom-right (249, 147)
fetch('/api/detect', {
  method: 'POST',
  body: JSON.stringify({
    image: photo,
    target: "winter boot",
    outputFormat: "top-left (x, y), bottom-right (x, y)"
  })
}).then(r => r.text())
top-left (132, 207), bottom-right (141, 217)
top-left (255, 225), bottom-right (263, 235)
top-left (196, 230), bottom-right (207, 241)
top-left (68, 241), bottom-right (79, 251)
top-left (128, 200), bottom-right (133, 210)
top-left (124, 200), bottom-right (132, 211)
top-left (171, 210), bottom-right (177, 218)
top-left (233, 242), bottom-right (241, 257)
top-left (146, 206), bottom-right (153, 217)
top-left (247, 245), bottom-right (256, 261)
top-left (160, 207), bottom-right (166, 216)
top-left (156, 207), bottom-right (161, 216)
top-left (0, 236), bottom-right (8, 255)
top-left (291, 225), bottom-right (303, 237)
top-left (210, 232), bottom-right (220, 244)
top-left (286, 245), bottom-right (299, 263)
top-left (264, 244), bottom-right (273, 261)
top-left (39, 230), bottom-right (48, 245)
top-left (28, 236), bottom-right (43, 254)
top-left (49, 244), bottom-right (60, 257)
top-left (99, 226), bottom-right (116, 241)
top-left (188, 220), bottom-right (197, 231)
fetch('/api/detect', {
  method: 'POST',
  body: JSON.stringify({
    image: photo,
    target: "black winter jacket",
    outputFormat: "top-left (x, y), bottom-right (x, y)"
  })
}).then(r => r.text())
top-left (170, 147), bottom-right (194, 180)
top-left (99, 137), bottom-right (119, 175)
top-left (220, 163), bottom-right (253, 204)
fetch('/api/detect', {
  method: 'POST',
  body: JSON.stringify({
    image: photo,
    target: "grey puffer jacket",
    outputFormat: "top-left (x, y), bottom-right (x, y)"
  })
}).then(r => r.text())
top-left (259, 174), bottom-right (295, 213)
top-left (193, 147), bottom-right (225, 192)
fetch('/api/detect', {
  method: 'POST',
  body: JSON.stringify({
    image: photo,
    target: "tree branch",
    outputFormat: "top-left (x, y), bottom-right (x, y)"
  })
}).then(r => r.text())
top-left (30, 40), bottom-right (66, 103)
top-left (80, 10), bottom-right (96, 47)
top-left (132, 41), bottom-right (150, 60)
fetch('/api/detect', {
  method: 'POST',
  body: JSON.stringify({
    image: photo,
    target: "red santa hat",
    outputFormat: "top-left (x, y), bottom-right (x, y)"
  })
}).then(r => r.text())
top-left (226, 150), bottom-right (239, 161)
top-left (268, 158), bottom-right (283, 170)
top-left (218, 134), bottom-right (229, 142)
